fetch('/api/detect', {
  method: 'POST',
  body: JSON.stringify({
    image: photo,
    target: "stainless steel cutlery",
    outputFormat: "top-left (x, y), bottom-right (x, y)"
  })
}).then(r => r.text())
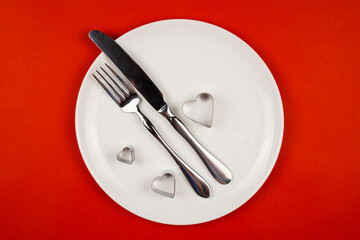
top-left (92, 64), bottom-right (211, 198)
top-left (89, 30), bottom-right (232, 185)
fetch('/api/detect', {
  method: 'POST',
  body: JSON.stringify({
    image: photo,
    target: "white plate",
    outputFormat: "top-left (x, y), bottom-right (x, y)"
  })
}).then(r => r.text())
top-left (75, 19), bottom-right (284, 225)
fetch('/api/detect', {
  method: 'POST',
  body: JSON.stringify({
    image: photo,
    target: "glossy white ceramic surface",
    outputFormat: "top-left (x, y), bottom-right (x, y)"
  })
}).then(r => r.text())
top-left (75, 19), bottom-right (284, 225)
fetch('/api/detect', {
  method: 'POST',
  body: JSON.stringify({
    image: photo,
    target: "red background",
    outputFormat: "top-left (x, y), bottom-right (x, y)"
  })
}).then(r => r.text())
top-left (1, 0), bottom-right (359, 239)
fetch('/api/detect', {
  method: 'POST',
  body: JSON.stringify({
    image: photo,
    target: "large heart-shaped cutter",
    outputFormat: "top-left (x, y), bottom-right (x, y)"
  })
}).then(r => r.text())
top-left (182, 93), bottom-right (214, 128)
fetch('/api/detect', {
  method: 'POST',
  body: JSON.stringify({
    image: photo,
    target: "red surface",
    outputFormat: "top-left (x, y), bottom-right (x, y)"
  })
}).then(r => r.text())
top-left (1, 0), bottom-right (359, 239)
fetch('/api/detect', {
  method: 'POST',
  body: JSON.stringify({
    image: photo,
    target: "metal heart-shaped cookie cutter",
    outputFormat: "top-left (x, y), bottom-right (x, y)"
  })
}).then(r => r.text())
top-left (151, 170), bottom-right (175, 198)
top-left (182, 93), bottom-right (214, 128)
top-left (116, 145), bottom-right (135, 164)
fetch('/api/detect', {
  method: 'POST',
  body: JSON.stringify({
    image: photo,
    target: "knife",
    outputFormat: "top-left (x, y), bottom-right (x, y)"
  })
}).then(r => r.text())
top-left (89, 30), bottom-right (232, 184)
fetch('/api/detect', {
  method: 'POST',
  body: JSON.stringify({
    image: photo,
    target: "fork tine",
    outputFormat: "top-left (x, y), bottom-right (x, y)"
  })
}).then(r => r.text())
top-left (100, 66), bottom-right (128, 98)
top-left (92, 73), bottom-right (121, 106)
top-left (105, 63), bottom-right (135, 94)
top-left (96, 70), bottom-right (126, 102)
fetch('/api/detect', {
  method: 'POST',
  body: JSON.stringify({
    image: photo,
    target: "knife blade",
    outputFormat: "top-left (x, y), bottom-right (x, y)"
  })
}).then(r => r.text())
top-left (89, 30), bottom-right (166, 111)
top-left (89, 30), bottom-right (232, 184)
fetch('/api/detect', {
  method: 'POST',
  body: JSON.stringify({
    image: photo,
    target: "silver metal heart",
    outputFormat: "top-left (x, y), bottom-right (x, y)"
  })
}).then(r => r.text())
top-left (182, 93), bottom-right (214, 128)
top-left (151, 170), bottom-right (175, 198)
top-left (116, 146), bottom-right (135, 164)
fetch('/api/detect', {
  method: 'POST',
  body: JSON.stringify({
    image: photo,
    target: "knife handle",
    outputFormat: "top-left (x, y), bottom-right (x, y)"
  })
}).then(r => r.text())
top-left (159, 105), bottom-right (232, 184)
top-left (135, 110), bottom-right (211, 198)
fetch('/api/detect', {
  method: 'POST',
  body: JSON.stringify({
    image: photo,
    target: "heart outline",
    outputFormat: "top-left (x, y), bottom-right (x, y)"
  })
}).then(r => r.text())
top-left (182, 93), bottom-right (214, 128)
top-left (116, 145), bottom-right (135, 164)
top-left (151, 170), bottom-right (175, 198)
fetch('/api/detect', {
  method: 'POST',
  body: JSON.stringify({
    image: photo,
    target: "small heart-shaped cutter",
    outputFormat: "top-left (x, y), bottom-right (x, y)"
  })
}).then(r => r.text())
top-left (151, 170), bottom-right (175, 198)
top-left (182, 93), bottom-right (214, 128)
top-left (116, 146), bottom-right (135, 164)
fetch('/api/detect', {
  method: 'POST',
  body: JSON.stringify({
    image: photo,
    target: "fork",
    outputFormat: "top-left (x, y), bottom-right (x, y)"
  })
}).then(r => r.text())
top-left (92, 63), bottom-right (211, 198)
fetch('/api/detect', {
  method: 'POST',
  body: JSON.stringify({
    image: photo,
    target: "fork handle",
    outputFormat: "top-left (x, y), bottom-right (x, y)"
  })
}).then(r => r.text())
top-left (134, 110), bottom-right (211, 198)
top-left (159, 105), bottom-right (232, 184)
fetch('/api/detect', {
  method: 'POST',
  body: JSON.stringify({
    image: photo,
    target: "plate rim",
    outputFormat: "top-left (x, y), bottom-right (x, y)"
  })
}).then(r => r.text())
top-left (75, 19), bottom-right (284, 225)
